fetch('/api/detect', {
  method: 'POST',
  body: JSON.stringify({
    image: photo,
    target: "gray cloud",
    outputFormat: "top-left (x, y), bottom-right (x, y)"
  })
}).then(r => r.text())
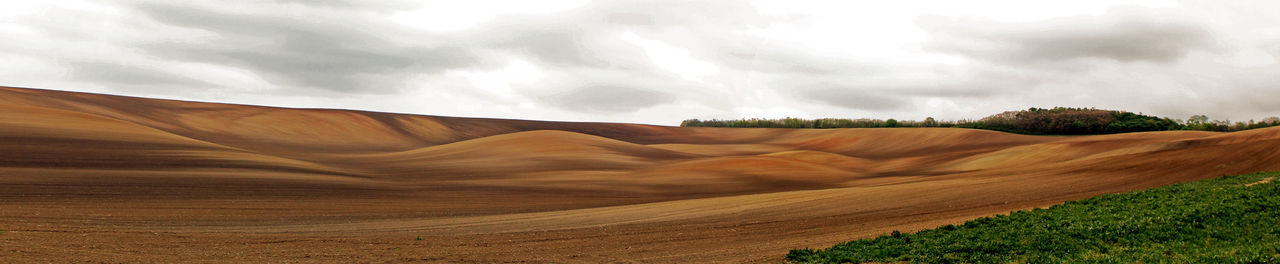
top-left (798, 86), bottom-right (908, 111)
top-left (69, 60), bottom-right (213, 89)
top-left (269, 0), bottom-right (417, 9)
top-left (919, 8), bottom-right (1215, 65)
top-left (126, 1), bottom-right (479, 93)
top-left (606, 13), bottom-right (656, 26)
top-left (784, 76), bottom-right (1026, 112)
top-left (468, 0), bottom-right (764, 70)
top-left (720, 47), bottom-right (883, 76)
top-left (490, 25), bottom-right (605, 68)
top-left (114, 0), bottom-right (753, 115)
top-left (891, 84), bottom-right (1000, 98)
top-left (541, 85), bottom-right (675, 113)
top-left (6, 1), bottom-right (1279, 124)
top-left (1212, 68), bottom-right (1280, 117)
top-left (767, 62), bottom-right (1047, 113)
top-left (447, 0), bottom-right (766, 112)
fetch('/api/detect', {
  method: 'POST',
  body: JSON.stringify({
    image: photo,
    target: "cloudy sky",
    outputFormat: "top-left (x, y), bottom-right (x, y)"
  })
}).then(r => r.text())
top-left (3, 1), bottom-right (1279, 125)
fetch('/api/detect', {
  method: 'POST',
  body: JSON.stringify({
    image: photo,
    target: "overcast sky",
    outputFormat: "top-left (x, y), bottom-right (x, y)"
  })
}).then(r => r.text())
top-left (3, 1), bottom-right (1279, 125)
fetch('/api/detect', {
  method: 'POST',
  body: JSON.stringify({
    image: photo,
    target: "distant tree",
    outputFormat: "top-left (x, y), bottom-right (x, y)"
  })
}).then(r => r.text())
top-left (1233, 121), bottom-right (1249, 131)
top-left (1188, 115), bottom-right (1209, 124)
top-left (680, 119), bottom-right (702, 127)
top-left (679, 109), bottom-right (1273, 133)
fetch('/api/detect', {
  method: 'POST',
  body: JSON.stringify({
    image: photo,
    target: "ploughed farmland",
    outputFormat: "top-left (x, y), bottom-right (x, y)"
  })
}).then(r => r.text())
top-left (2, 86), bottom-right (1279, 262)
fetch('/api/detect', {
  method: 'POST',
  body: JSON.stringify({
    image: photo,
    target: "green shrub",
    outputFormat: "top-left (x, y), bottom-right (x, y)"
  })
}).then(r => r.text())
top-left (786, 171), bottom-right (1280, 263)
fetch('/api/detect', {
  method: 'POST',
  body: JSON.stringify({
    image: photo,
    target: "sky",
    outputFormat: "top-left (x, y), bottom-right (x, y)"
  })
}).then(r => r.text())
top-left (2, 0), bottom-right (1279, 125)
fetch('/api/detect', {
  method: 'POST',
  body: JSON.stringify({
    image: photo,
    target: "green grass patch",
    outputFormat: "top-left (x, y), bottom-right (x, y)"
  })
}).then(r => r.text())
top-left (787, 171), bottom-right (1280, 263)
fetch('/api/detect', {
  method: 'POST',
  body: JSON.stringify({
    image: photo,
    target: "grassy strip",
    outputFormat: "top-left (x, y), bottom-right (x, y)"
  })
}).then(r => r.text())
top-left (787, 172), bottom-right (1280, 263)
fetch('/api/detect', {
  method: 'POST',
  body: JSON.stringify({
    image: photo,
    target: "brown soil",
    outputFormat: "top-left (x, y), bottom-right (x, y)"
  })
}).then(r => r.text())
top-left (3, 86), bottom-right (1279, 263)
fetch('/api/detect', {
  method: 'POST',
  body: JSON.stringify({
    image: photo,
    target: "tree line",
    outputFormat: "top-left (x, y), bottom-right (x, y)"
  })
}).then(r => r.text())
top-left (680, 107), bottom-right (1280, 135)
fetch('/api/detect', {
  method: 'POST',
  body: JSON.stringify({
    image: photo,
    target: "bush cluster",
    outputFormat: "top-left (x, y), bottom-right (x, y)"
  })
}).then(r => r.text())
top-left (785, 171), bottom-right (1280, 263)
top-left (956, 107), bottom-right (1183, 134)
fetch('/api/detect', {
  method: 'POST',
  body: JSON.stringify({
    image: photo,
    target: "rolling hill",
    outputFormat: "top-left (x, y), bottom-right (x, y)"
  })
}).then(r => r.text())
top-left (2, 86), bottom-right (1279, 263)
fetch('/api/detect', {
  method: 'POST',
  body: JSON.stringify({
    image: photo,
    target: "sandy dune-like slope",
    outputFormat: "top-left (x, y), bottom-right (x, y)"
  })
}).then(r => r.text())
top-left (2, 86), bottom-right (1279, 263)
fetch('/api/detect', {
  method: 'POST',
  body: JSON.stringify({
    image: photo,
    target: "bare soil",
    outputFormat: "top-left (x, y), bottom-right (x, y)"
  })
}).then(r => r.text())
top-left (3, 86), bottom-right (1280, 263)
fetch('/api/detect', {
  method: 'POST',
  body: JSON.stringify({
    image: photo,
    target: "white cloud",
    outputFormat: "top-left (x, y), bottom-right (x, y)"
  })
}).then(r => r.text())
top-left (390, 0), bottom-right (589, 32)
top-left (2, 0), bottom-right (1280, 125)
top-left (454, 59), bottom-right (546, 103)
top-left (619, 32), bottom-right (720, 82)
top-left (1229, 48), bottom-right (1277, 67)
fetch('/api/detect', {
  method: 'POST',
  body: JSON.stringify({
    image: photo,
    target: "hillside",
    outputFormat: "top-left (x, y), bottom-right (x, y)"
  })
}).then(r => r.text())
top-left (2, 86), bottom-right (1280, 262)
